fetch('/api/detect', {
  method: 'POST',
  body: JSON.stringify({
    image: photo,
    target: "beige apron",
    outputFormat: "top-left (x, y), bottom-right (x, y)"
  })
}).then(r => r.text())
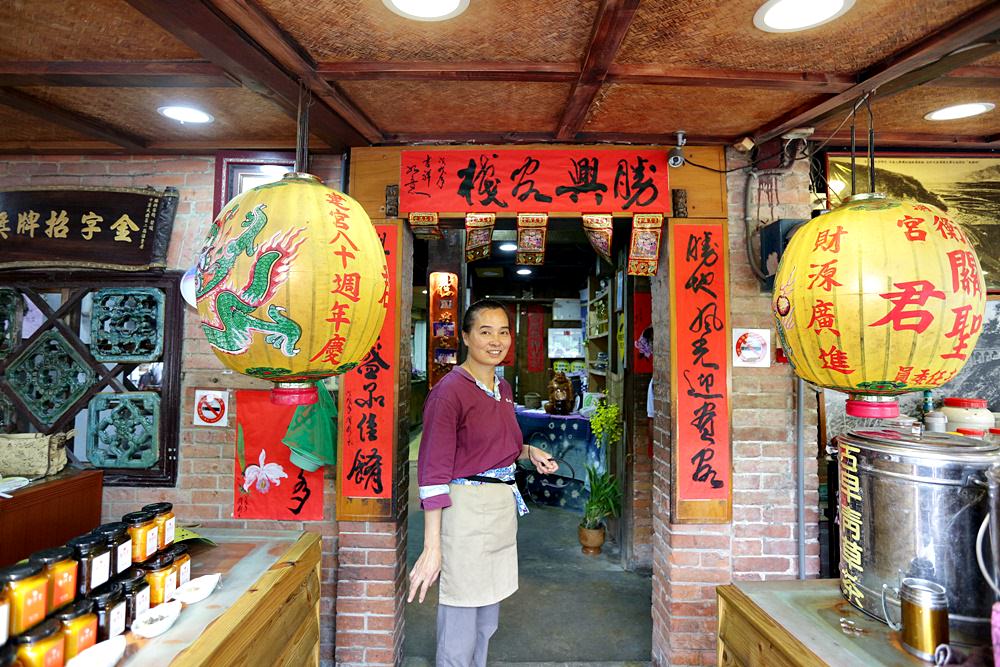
top-left (439, 482), bottom-right (518, 607)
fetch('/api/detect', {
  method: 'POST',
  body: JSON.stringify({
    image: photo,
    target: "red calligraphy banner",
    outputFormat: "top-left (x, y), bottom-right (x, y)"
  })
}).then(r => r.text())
top-left (399, 149), bottom-right (671, 214)
top-left (670, 221), bottom-right (731, 522)
top-left (526, 305), bottom-right (545, 373)
top-left (338, 224), bottom-right (398, 499)
top-left (233, 391), bottom-right (324, 521)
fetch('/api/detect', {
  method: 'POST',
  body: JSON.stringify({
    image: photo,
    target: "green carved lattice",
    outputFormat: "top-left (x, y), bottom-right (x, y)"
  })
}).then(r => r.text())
top-left (6, 329), bottom-right (96, 427)
top-left (90, 288), bottom-right (165, 362)
top-left (0, 288), bottom-right (22, 358)
top-left (0, 394), bottom-right (14, 433)
top-left (87, 391), bottom-right (160, 468)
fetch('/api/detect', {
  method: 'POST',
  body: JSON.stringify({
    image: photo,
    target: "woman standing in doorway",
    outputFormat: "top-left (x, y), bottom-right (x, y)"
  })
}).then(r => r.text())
top-left (408, 299), bottom-right (559, 667)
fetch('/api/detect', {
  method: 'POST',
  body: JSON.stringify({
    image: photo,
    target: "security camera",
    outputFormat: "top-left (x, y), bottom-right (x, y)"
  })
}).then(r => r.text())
top-left (668, 131), bottom-right (686, 167)
top-left (668, 147), bottom-right (685, 168)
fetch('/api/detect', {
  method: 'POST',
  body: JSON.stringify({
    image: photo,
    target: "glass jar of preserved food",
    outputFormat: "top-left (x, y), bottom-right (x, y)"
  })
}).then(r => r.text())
top-left (0, 641), bottom-right (15, 667)
top-left (143, 554), bottom-right (177, 607)
top-left (0, 562), bottom-right (48, 635)
top-left (0, 587), bottom-right (10, 647)
top-left (88, 582), bottom-right (126, 642)
top-left (141, 503), bottom-right (176, 551)
top-left (54, 599), bottom-right (97, 660)
top-left (122, 511), bottom-right (159, 563)
top-left (29, 547), bottom-right (77, 613)
top-left (92, 522), bottom-right (132, 576)
top-left (118, 568), bottom-right (151, 629)
top-left (66, 534), bottom-right (111, 597)
top-left (10, 618), bottom-right (64, 667)
top-left (165, 544), bottom-right (192, 586)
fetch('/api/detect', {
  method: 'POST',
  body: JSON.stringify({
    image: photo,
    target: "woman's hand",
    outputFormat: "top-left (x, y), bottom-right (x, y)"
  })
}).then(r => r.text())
top-left (407, 546), bottom-right (441, 604)
top-left (524, 445), bottom-right (560, 475)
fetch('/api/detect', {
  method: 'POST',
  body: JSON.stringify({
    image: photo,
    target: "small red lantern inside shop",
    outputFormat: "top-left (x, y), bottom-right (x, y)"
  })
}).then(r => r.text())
top-left (772, 193), bottom-right (986, 418)
top-left (196, 173), bottom-right (388, 405)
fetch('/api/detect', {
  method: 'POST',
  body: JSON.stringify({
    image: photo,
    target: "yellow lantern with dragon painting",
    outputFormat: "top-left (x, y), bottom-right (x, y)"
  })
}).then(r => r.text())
top-left (196, 173), bottom-right (387, 405)
top-left (772, 193), bottom-right (986, 418)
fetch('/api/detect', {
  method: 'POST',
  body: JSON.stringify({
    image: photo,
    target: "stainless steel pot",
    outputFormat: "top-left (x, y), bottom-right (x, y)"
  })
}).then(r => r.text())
top-left (837, 429), bottom-right (999, 648)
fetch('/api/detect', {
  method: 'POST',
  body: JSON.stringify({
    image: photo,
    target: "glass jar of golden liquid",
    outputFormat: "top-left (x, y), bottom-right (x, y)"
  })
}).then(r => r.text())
top-left (10, 618), bottom-right (64, 667)
top-left (29, 547), bottom-right (78, 613)
top-left (55, 599), bottom-right (97, 660)
top-left (141, 503), bottom-right (176, 551)
top-left (0, 562), bottom-right (48, 635)
top-left (122, 511), bottom-right (159, 564)
top-left (165, 544), bottom-right (192, 586)
top-left (143, 554), bottom-right (177, 607)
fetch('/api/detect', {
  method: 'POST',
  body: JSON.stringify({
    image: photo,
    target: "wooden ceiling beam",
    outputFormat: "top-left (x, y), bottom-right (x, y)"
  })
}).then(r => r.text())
top-left (318, 61), bottom-right (579, 83)
top-left (0, 60), bottom-right (234, 87)
top-left (931, 64), bottom-right (1000, 87)
top-left (606, 64), bottom-right (855, 93)
top-left (753, 4), bottom-right (1000, 145)
top-left (378, 131), bottom-right (732, 145)
top-left (124, 0), bottom-right (367, 150)
top-left (822, 130), bottom-right (999, 149)
top-left (209, 0), bottom-right (383, 143)
top-left (0, 87), bottom-right (147, 150)
top-left (555, 0), bottom-right (640, 141)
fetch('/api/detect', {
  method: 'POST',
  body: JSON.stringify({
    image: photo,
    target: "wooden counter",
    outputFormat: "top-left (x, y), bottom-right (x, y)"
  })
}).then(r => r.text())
top-left (121, 529), bottom-right (321, 666)
top-left (0, 468), bottom-right (102, 567)
top-left (717, 579), bottom-right (932, 667)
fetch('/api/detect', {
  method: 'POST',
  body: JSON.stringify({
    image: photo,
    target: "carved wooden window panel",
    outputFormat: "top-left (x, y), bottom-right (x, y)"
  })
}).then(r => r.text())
top-left (0, 271), bottom-right (182, 486)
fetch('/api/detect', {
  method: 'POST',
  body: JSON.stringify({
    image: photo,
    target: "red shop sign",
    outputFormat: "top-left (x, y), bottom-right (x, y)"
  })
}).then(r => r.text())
top-left (669, 220), bottom-right (732, 523)
top-left (338, 223), bottom-right (399, 503)
top-left (400, 148), bottom-right (671, 214)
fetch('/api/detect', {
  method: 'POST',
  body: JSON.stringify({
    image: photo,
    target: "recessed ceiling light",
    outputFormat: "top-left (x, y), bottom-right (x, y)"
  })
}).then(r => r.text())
top-left (924, 102), bottom-right (995, 121)
top-left (754, 0), bottom-right (854, 33)
top-left (157, 106), bottom-right (213, 124)
top-left (516, 268), bottom-right (532, 276)
top-left (383, 0), bottom-right (469, 21)
top-left (499, 243), bottom-right (518, 252)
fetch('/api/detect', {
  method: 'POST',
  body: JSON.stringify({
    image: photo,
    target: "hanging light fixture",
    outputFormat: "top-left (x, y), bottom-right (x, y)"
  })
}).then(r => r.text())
top-left (771, 91), bottom-right (987, 418)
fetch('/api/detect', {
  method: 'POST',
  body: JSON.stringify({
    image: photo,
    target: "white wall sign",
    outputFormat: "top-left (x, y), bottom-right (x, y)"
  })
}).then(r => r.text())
top-left (193, 389), bottom-right (230, 427)
top-left (733, 328), bottom-right (771, 368)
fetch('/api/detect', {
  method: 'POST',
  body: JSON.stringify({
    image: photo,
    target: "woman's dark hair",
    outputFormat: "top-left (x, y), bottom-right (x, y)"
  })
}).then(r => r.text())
top-left (462, 299), bottom-right (511, 333)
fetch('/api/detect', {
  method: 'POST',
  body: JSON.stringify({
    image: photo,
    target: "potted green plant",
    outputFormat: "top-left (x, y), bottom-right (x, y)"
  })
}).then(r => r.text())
top-left (578, 464), bottom-right (622, 555)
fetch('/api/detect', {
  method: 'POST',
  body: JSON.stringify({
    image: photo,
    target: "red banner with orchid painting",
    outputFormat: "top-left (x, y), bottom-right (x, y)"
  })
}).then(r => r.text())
top-left (399, 149), bottom-right (671, 214)
top-left (233, 390), bottom-right (324, 521)
top-left (670, 221), bottom-right (731, 520)
top-left (338, 223), bottom-right (398, 499)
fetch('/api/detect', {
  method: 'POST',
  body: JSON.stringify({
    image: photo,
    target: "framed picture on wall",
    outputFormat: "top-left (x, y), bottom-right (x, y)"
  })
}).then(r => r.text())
top-left (213, 151), bottom-right (295, 220)
top-left (826, 153), bottom-right (1000, 292)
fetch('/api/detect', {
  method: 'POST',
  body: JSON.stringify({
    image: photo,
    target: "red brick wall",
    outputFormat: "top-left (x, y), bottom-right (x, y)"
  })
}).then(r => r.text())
top-left (0, 153), bottom-right (346, 666)
top-left (650, 150), bottom-right (819, 666)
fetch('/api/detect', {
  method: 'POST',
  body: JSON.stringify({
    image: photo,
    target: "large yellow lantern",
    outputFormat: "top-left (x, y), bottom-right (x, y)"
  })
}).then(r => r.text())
top-left (196, 173), bottom-right (387, 405)
top-left (772, 193), bottom-right (986, 418)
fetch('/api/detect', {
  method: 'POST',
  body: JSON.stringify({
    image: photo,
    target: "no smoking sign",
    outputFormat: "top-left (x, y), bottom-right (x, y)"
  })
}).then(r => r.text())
top-left (194, 389), bottom-right (229, 427)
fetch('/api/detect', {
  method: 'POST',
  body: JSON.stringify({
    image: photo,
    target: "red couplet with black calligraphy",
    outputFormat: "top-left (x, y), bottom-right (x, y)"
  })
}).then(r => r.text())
top-left (399, 149), bottom-right (671, 214)
top-left (338, 223), bottom-right (398, 500)
top-left (670, 221), bottom-right (731, 518)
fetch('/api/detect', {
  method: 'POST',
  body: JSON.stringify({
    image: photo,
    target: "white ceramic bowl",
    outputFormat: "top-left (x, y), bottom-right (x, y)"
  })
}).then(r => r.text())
top-left (131, 600), bottom-right (182, 638)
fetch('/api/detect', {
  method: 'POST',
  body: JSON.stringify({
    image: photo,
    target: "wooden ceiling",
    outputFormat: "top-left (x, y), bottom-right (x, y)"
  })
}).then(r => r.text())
top-left (0, 0), bottom-right (998, 154)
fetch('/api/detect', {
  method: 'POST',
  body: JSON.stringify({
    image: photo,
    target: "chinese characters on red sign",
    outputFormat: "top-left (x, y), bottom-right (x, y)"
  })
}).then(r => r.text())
top-left (338, 224), bottom-right (398, 499)
top-left (672, 222), bottom-right (730, 505)
top-left (399, 149), bottom-right (671, 214)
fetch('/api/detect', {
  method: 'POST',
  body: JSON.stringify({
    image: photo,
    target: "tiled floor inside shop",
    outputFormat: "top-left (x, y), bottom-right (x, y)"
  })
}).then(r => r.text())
top-left (403, 432), bottom-right (653, 666)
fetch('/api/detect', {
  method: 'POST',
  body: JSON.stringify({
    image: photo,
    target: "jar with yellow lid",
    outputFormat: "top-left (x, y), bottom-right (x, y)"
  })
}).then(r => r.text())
top-left (165, 544), bottom-right (192, 586)
top-left (122, 511), bottom-right (159, 563)
top-left (88, 582), bottom-right (126, 642)
top-left (92, 522), bottom-right (132, 576)
top-left (10, 618), bottom-right (64, 667)
top-left (29, 547), bottom-right (77, 613)
top-left (143, 554), bottom-right (177, 606)
top-left (66, 534), bottom-right (110, 597)
top-left (54, 599), bottom-right (96, 660)
top-left (0, 562), bottom-right (48, 635)
top-left (141, 502), bottom-right (176, 551)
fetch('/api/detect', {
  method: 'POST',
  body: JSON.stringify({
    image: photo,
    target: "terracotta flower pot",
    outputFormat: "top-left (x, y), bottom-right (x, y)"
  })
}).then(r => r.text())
top-left (578, 524), bottom-right (605, 555)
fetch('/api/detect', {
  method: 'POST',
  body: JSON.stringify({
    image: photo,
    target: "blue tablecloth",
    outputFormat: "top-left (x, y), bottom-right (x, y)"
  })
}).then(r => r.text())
top-left (514, 408), bottom-right (605, 511)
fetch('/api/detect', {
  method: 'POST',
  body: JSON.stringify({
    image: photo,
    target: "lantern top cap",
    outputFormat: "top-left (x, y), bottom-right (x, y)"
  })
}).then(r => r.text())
top-left (843, 192), bottom-right (886, 203)
top-left (282, 172), bottom-right (323, 184)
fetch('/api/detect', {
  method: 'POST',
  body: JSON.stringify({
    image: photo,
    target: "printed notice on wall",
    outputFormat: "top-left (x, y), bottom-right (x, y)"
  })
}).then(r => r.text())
top-left (193, 389), bottom-right (229, 427)
top-left (732, 328), bottom-right (771, 368)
